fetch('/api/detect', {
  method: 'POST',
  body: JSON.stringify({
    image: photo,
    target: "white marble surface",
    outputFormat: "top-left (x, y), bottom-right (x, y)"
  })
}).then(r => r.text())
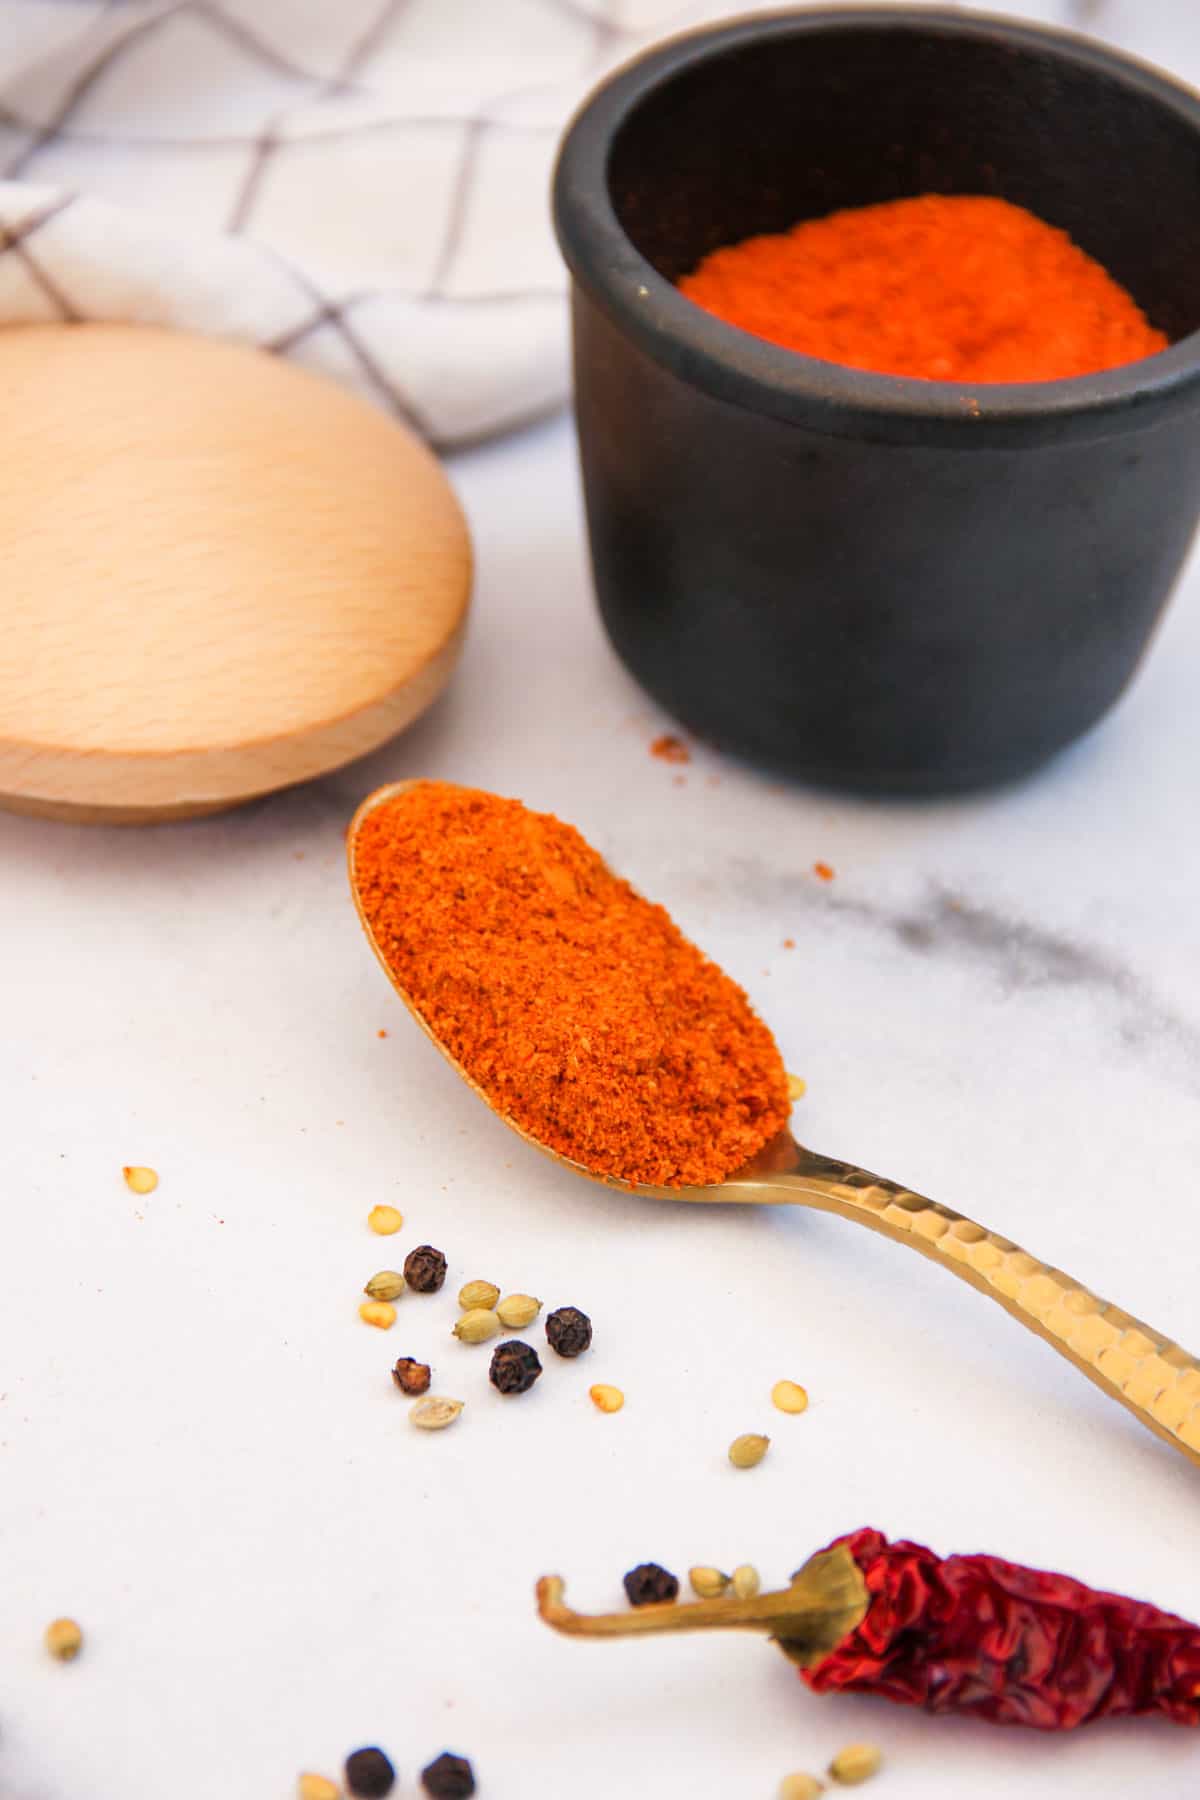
top-left (4, 403), bottom-right (1200, 1800)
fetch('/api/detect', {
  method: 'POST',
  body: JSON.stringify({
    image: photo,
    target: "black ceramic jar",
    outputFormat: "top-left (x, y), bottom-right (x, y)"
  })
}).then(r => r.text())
top-left (553, 9), bottom-right (1200, 792)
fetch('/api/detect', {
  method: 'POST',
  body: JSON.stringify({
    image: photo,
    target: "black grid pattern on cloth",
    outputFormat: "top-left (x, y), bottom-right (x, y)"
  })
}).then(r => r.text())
top-left (0, 0), bottom-right (717, 439)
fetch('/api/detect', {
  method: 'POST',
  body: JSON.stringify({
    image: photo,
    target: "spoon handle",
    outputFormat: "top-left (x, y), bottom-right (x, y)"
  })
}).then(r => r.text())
top-left (765, 1146), bottom-right (1200, 1468)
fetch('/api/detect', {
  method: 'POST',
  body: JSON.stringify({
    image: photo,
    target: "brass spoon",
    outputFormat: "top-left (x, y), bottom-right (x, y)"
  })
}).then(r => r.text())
top-left (348, 780), bottom-right (1200, 1470)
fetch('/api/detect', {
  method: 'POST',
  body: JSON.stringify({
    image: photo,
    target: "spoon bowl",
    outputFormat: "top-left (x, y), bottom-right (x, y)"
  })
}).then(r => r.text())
top-left (349, 779), bottom-right (1200, 1469)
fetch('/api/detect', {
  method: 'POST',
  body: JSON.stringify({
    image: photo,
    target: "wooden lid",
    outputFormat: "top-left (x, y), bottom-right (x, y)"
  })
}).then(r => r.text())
top-left (0, 325), bottom-right (471, 823)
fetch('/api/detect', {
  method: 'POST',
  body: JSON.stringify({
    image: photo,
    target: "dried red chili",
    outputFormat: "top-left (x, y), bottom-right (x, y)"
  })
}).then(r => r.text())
top-left (539, 1527), bottom-right (1200, 1731)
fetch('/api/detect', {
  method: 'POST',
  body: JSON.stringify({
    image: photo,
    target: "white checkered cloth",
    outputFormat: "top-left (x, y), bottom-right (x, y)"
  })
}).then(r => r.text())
top-left (0, 0), bottom-right (1119, 446)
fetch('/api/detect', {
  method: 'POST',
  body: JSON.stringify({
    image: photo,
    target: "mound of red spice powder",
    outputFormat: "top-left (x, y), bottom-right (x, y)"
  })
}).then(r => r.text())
top-left (679, 193), bottom-right (1167, 383)
top-left (353, 783), bottom-right (790, 1187)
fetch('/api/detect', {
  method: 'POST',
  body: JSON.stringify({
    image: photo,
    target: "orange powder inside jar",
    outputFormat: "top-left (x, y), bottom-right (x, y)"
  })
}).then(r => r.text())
top-left (678, 194), bottom-right (1167, 382)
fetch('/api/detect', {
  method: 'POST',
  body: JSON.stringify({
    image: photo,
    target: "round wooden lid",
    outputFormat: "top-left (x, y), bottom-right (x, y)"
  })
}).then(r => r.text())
top-left (0, 324), bottom-right (471, 823)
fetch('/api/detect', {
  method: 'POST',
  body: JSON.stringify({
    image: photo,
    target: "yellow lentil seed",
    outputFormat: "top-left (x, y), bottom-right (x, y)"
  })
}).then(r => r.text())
top-left (122, 1165), bottom-right (158, 1194)
top-left (358, 1300), bottom-right (397, 1330)
top-left (779, 1777), bottom-right (825, 1800)
top-left (589, 1384), bottom-right (625, 1413)
top-left (787, 1074), bottom-right (807, 1101)
top-left (458, 1279), bottom-right (501, 1312)
top-left (367, 1204), bottom-right (404, 1235)
top-left (297, 1776), bottom-right (341, 1800)
top-left (688, 1566), bottom-right (730, 1599)
top-left (828, 1744), bottom-right (883, 1786)
top-left (44, 1618), bottom-right (83, 1661)
top-left (728, 1432), bottom-right (770, 1469)
top-left (772, 1380), bottom-right (809, 1415)
top-left (731, 1564), bottom-right (760, 1600)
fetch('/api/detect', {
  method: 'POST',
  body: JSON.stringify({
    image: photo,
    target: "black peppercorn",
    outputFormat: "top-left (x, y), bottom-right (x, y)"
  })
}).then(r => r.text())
top-left (545, 1305), bottom-right (592, 1358)
top-left (623, 1562), bottom-right (679, 1607)
top-left (391, 1356), bottom-right (432, 1396)
top-left (345, 1746), bottom-right (396, 1797)
top-left (489, 1338), bottom-right (542, 1395)
top-left (404, 1244), bottom-right (448, 1294)
top-left (421, 1751), bottom-right (476, 1798)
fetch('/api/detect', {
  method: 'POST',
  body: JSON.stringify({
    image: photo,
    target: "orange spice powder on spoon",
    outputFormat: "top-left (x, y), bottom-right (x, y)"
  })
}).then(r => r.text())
top-left (352, 783), bottom-right (790, 1188)
top-left (679, 193), bottom-right (1167, 382)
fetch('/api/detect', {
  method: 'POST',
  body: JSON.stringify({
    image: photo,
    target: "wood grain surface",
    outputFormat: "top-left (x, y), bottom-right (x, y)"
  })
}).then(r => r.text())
top-left (0, 324), bottom-right (472, 822)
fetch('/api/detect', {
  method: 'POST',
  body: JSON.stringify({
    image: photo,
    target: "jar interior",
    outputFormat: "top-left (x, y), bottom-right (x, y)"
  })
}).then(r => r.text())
top-left (607, 20), bottom-right (1200, 342)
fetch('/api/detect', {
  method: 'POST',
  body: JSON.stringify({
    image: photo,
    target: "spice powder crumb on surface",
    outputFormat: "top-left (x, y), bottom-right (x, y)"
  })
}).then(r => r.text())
top-left (353, 783), bottom-right (789, 1187)
top-left (650, 732), bottom-right (691, 763)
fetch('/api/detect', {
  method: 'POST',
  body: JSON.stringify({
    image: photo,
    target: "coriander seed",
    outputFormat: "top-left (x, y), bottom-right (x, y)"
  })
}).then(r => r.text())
top-left (392, 1356), bottom-right (432, 1396)
top-left (787, 1073), bottom-right (807, 1101)
top-left (495, 1293), bottom-right (540, 1329)
top-left (688, 1566), bottom-right (730, 1599)
top-left (453, 1308), bottom-right (500, 1344)
top-left (368, 1205), bottom-right (403, 1236)
top-left (344, 1746), bottom-right (395, 1797)
top-left (122, 1165), bottom-right (158, 1194)
top-left (364, 1271), bottom-right (405, 1302)
top-left (545, 1305), bottom-right (592, 1358)
top-left (359, 1300), bottom-right (396, 1330)
top-left (779, 1775), bottom-right (825, 1799)
top-left (458, 1279), bottom-right (500, 1312)
top-left (731, 1564), bottom-right (760, 1599)
top-left (420, 1751), bottom-right (476, 1798)
top-left (589, 1384), bottom-right (624, 1413)
top-left (623, 1563), bottom-right (679, 1607)
top-left (828, 1744), bottom-right (882, 1786)
top-left (404, 1244), bottom-right (447, 1293)
top-left (728, 1432), bottom-right (770, 1469)
top-left (409, 1395), bottom-right (464, 1431)
top-left (772, 1380), bottom-right (809, 1415)
top-left (44, 1617), bottom-right (83, 1661)
top-left (489, 1338), bottom-right (542, 1395)
top-left (298, 1776), bottom-right (341, 1800)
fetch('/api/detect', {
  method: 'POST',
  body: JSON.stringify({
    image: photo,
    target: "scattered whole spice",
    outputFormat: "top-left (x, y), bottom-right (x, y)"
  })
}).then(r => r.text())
top-left (678, 194), bottom-right (1167, 382)
top-left (731, 1564), bottom-right (761, 1600)
top-left (44, 1617), bottom-right (83, 1661)
top-left (409, 1395), bottom-right (464, 1431)
top-left (122, 1164), bottom-right (158, 1194)
top-left (353, 784), bottom-right (790, 1187)
top-left (364, 1270), bottom-right (405, 1302)
top-left (589, 1383), bottom-right (624, 1413)
top-left (298, 1776), bottom-right (341, 1800)
top-left (489, 1338), bottom-right (542, 1395)
top-left (624, 1562), bottom-right (680, 1607)
top-left (404, 1244), bottom-right (447, 1293)
top-left (453, 1307), bottom-right (501, 1344)
top-left (392, 1356), bottom-right (432, 1396)
top-left (358, 1300), bottom-right (396, 1330)
top-left (496, 1293), bottom-right (541, 1329)
top-left (545, 1305), bottom-right (592, 1358)
top-left (772, 1380), bottom-right (809, 1415)
top-left (368, 1205), bottom-right (403, 1236)
top-left (458, 1279), bottom-right (500, 1312)
top-left (729, 1432), bottom-right (770, 1469)
top-left (787, 1074), bottom-right (807, 1102)
top-left (344, 1747), bottom-right (395, 1797)
top-left (420, 1752), bottom-right (476, 1798)
top-left (779, 1776), bottom-right (825, 1800)
top-left (689, 1566), bottom-right (731, 1599)
top-left (828, 1744), bottom-right (882, 1787)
